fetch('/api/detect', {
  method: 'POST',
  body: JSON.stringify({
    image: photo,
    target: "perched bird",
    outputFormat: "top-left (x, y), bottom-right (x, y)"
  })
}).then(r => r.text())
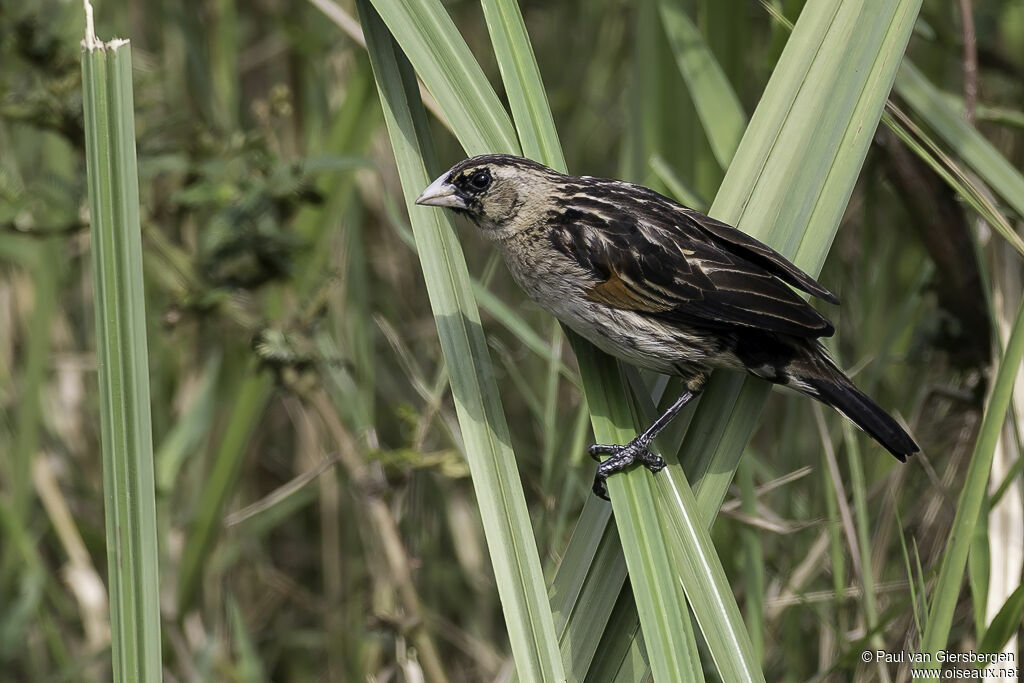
top-left (416, 154), bottom-right (918, 499)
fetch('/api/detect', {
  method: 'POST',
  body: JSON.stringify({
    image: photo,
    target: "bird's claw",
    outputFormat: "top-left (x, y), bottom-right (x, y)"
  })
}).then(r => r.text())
top-left (589, 439), bottom-right (666, 500)
top-left (587, 443), bottom-right (618, 462)
top-left (638, 449), bottom-right (667, 472)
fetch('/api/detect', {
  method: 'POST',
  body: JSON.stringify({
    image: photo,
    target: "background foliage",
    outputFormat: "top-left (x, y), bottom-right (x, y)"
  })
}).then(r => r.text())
top-left (1, 0), bottom-right (1023, 680)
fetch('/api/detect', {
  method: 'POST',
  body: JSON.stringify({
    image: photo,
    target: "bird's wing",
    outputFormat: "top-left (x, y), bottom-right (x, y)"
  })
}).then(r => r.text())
top-left (681, 210), bottom-right (839, 305)
top-left (549, 199), bottom-right (835, 338)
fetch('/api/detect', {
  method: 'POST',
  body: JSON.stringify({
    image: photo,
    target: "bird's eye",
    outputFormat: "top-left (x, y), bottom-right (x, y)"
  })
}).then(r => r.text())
top-left (468, 169), bottom-right (491, 191)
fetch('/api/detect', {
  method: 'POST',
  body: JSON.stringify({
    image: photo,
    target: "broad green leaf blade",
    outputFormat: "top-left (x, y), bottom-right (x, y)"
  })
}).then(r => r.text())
top-left (760, 5), bottom-right (1024, 258)
top-left (81, 34), bottom-right (163, 681)
top-left (367, 0), bottom-right (518, 156)
top-left (358, 3), bottom-right (565, 680)
top-left (584, 588), bottom-right (650, 683)
top-left (655, 470), bottom-right (763, 682)
top-left (548, 501), bottom-right (628, 680)
top-left (479, 0), bottom-right (566, 169)
top-left (657, 0), bottom-right (747, 168)
top-left (684, 376), bottom-right (767, 519)
top-left (626, 378), bottom-right (762, 682)
top-left (571, 339), bottom-right (702, 682)
top-left (916, 297), bottom-right (1024, 678)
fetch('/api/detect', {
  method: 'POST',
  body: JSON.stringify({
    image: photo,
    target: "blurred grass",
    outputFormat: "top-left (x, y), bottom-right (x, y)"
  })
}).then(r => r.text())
top-left (0, 0), bottom-right (1023, 680)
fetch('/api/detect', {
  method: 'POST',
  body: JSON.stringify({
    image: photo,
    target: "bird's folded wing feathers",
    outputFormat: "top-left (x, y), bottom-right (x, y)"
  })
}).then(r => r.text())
top-left (682, 210), bottom-right (840, 305)
top-left (553, 210), bottom-right (836, 339)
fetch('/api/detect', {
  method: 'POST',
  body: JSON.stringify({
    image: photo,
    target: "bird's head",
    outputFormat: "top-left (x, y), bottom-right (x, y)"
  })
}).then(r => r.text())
top-left (416, 154), bottom-right (559, 237)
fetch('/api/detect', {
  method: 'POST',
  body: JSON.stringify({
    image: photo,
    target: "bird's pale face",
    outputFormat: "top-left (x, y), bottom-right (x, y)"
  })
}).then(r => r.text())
top-left (416, 154), bottom-right (557, 237)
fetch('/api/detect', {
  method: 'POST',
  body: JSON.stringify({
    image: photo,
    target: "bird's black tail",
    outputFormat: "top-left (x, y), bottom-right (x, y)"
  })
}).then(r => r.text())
top-left (800, 372), bottom-right (919, 461)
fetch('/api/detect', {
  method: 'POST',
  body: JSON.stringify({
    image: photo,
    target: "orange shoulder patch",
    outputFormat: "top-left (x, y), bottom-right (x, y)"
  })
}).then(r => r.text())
top-left (585, 271), bottom-right (672, 312)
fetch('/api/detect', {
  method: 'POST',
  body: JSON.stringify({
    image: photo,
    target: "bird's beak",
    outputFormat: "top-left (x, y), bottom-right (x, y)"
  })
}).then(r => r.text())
top-left (415, 174), bottom-right (467, 209)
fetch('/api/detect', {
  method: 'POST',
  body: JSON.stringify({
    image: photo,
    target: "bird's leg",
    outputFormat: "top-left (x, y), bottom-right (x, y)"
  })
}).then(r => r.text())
top-left (588, 389), bottom-right (699, 500)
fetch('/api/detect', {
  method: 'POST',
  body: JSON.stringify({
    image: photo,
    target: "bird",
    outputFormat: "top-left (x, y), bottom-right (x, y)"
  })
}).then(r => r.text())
top-left (415, 154), bottom-right (918, 499)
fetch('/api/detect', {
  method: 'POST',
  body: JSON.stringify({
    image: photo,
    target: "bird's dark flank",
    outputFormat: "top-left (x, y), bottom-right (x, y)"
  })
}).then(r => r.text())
top-left (417, 154), bottom-right (919, 499)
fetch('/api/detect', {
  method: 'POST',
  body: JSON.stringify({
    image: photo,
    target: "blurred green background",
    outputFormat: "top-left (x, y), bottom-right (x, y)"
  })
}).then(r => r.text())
top-left (2, 0), bottom-right (1023, 680)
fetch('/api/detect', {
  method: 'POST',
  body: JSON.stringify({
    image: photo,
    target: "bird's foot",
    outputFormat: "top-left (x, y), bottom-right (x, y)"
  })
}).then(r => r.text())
top-left (587, 439), bottom-right (666, 500)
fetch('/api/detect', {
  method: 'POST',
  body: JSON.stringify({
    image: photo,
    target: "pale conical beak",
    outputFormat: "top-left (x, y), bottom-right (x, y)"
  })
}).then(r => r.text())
top-left (415, 174), bottom-right (467, 209)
